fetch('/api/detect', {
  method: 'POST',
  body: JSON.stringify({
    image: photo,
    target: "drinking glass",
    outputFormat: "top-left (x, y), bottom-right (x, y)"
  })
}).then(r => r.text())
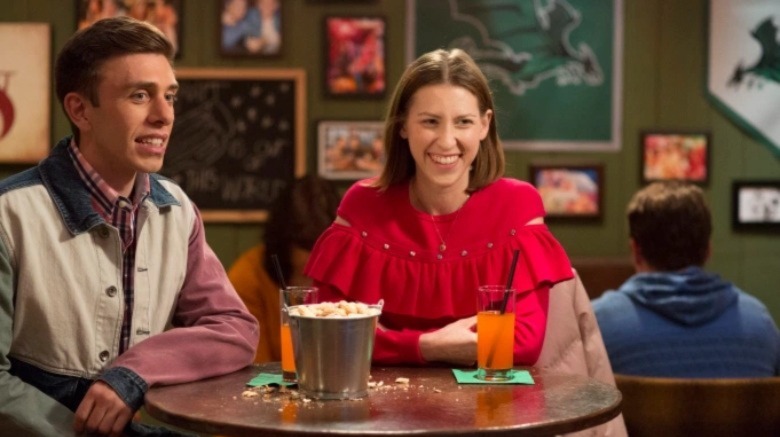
top-left (476, 285), bottom-right (515, 381)
top-left (280, 286), bottom-right (318, 382)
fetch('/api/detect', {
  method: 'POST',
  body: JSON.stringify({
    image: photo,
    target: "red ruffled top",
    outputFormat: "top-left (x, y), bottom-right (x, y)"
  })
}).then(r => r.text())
top-left (304, 178), bottom-right (573, 365)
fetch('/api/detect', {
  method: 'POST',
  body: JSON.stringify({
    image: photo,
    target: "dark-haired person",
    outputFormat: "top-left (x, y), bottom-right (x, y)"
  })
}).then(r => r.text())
top-left (0, 17), bottom-right (258, 436)
top-left (592, 181), bottom-right (780, 377)
top-left (228, 174), bottom-right (340, 363)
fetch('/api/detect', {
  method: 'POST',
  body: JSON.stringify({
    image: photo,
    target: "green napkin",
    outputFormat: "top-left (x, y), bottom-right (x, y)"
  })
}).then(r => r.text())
top-left (452, 369), bottom-right (534, 384)
top-left (246, 372), bottom-right (297, 387)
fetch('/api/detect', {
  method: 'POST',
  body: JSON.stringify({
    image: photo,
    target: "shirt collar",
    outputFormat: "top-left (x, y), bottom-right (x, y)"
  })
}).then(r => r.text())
top-left (67, 139), bottom-right (150, 214)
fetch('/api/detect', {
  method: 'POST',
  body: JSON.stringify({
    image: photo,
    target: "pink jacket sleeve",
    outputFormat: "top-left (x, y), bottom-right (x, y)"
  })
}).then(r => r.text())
top-left (109, 206), bottom-right (259, 386)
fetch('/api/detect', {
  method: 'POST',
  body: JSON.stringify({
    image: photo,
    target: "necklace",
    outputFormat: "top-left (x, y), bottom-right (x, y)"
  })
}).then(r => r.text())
top-left (410, 182), bottom-right (469, 253)
top-left (432, 218), bottom-right (454, 252)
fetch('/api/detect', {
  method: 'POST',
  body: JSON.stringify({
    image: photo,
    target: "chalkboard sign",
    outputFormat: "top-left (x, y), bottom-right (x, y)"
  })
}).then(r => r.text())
top-left (160, 68), bottom-right (306, 222)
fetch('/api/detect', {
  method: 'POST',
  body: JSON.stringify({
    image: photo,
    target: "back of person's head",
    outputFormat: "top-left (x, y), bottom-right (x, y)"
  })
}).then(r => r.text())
top-left (55, 16), bottom-right (175, 141)
top-left (263, 174), bottom-right (340, 282)
top-left (376, 48), bottom-right (504, 192)
top-left (627, 181), bottom-right (712, 271)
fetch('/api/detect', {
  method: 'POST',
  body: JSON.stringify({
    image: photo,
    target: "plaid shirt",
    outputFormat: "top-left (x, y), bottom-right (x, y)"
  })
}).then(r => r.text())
top-left (67, 141), bottom-right (150, 354)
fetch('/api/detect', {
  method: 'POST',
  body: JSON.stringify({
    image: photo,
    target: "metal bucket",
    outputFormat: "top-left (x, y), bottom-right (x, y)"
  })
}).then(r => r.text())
top-left (288, 307), bottom-right (380, 400)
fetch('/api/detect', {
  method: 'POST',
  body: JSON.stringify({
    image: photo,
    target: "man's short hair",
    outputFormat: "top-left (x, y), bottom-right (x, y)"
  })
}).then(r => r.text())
top-left (627, 181), bottom-right (711, 270)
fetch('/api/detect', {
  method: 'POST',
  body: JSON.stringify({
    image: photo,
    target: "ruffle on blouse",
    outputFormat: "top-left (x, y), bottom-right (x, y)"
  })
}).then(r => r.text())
top-left (305, 223), bottom-right (573, 320)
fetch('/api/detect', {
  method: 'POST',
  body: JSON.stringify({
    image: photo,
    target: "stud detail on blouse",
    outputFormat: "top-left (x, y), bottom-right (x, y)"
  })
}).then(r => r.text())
top-left (510, 229), bottom-right (517, 236)
top-left (361, 231), bottom-right (368, 238)
top-left (383, 243), bottom-right (389, 250)
top-left (487, 242), bottom-right (494, 248)
top-left (437, 253), bottom-right (443, 260)
top-left (409, 251), bottom-right (416, 257)
top-left (461, 250), bottom-right (468, 256)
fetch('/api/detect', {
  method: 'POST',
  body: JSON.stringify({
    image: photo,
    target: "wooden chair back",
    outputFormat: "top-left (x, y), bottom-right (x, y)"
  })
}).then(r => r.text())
top-left (615, 374), bottom-right (780, 437)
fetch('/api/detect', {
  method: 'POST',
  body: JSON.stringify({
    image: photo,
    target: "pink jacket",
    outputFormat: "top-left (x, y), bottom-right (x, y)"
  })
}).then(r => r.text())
top-left (534, 270), bottom-right (628, 437)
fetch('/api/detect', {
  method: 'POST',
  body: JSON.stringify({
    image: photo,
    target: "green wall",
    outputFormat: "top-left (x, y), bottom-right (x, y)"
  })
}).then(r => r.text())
top-left (2, 0), bottom-right (778, 323)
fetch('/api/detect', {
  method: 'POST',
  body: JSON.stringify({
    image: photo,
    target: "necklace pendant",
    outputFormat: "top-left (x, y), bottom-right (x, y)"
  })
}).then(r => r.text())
top-left (439, 243), bottom-right (447, 252)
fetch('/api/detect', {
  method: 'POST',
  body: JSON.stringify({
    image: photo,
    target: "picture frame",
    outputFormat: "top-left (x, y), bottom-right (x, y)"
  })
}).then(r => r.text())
top-left (0, 23), bottom-right (51, 163)
top-left (731, 180), bottom-right (780, 231)
top-left (219, 0), bottom-right (282, 57)
top-left (530, 164), bottom-right (604, 219)
top-left (317, 120), bottom-right (385, 180)
top-left (75, 0), bottom-right (183, 58)
top-left (640, 131), bottom-right (710, 185)
top-left (324, 16), bottom-right (386, 97)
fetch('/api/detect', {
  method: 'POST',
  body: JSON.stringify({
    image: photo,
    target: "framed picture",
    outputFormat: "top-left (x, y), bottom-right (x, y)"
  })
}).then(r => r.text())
top-left (641, 131), bottom-right (710, 185)
top-left (0, 23), bottom-right (50, 163)
top-left (76, 0), bottom-right (183, 57)
top-left (324, 16), bottom-right (386, 97)
top-left (731, 180), bottom-right (780, 231)
top-left (530, 164), bottom-right (604, 219)
top-left (318, 120), bottom-right (384, 180)
top-left (220, 0), bottom-right (282, 57)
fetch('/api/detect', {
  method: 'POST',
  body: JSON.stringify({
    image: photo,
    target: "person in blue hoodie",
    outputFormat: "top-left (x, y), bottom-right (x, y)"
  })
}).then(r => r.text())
top-left (592, 181), bottom-right (780, 377)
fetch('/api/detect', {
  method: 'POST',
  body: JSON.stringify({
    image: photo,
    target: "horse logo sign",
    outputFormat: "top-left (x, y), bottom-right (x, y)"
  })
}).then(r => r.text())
top-left (708, 0), bottom-right (780, 157)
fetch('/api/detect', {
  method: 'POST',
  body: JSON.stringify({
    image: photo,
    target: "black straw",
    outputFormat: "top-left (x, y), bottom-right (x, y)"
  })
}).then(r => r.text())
top-left (271, 254), bottom-right (287, 291)
top-left (499, 249), bottom-right (520, 314)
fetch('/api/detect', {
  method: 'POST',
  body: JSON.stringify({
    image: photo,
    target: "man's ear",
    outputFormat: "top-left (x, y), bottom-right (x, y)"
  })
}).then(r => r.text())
top-left (63, 92), bottom-right (90, 132)
top-left (629, 238), bottom-right (646, 272)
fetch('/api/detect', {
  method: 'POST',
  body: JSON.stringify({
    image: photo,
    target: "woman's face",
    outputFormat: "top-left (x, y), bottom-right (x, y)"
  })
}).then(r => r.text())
top-left (401, 84), bottom-right (491, 191)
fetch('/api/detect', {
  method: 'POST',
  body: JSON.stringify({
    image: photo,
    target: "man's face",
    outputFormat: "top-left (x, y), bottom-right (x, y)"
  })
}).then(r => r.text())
top-left (78, 53), bottom-right (178, 191)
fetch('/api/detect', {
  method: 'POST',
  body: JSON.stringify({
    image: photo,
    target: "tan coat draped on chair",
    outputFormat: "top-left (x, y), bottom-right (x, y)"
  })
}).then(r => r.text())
top-left (534, 269), bottom-right (628, 437)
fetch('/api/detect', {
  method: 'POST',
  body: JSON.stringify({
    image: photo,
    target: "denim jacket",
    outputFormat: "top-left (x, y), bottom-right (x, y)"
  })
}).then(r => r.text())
top-left (0, 137), bottom-right (259, 436)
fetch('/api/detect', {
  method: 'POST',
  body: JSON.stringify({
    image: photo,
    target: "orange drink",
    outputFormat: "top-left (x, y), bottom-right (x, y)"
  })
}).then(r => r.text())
top-left (280, 322), bottom-right (296, 381)
top-left (476, 285), bottom-right (516, 381)
top-left (477, 311), bottom-right (515, 374)
top-left (280, 286), bottom-right (318, 382)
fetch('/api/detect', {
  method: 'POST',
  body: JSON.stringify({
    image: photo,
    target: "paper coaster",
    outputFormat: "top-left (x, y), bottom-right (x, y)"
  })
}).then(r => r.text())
top-left (452, 369), bottom-right (534, 384)
top-left (247, 372), bottom-right (297, 387)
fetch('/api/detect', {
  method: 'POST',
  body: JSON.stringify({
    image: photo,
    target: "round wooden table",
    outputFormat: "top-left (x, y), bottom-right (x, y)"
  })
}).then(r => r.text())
top-left (145, 363), bottom-right (621, 436)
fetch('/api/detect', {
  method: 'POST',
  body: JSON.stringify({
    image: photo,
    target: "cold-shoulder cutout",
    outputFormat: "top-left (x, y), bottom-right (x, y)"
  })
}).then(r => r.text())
top-left (334, 215), bottom-right (351, 227)
top-left (525, 216), bottom-right (544, 226)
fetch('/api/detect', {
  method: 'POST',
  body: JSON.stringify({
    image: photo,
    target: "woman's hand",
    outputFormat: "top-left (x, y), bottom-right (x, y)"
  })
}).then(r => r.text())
top-left (419, 316), bottom-right (477, 365)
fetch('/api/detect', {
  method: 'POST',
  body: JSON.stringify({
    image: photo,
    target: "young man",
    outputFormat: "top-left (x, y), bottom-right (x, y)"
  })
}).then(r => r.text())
top-left (592, 181), bottom-right (780, 377)
top-left (0, 17), bottom-right (259, 436)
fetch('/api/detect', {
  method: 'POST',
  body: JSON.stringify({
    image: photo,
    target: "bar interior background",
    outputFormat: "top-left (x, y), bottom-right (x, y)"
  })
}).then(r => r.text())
top-left (1, 0), bottom-right (777, 325)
